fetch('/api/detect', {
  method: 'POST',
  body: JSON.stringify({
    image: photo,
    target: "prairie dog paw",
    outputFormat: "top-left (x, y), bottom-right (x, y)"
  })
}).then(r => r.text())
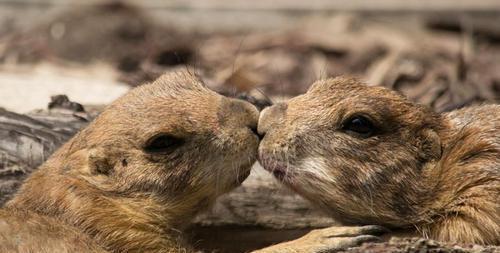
top-left (307, 225), bottom-right (388, 238)
top-left (253, 225), bottom-right (388, 253)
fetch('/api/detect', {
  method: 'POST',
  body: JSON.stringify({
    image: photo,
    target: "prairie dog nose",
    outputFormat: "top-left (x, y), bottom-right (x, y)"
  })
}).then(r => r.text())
top-left (219, 98), bottom-right (259, 135)
top-left (258, 103), bottom-right (287, 137)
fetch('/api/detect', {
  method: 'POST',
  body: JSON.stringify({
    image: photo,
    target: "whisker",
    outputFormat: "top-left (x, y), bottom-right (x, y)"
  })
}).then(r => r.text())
top-left (192, 39), bottom-right (207, 80)
top-left (253, 87), bottom-right (275, 105)
top-left (232, 35), bottom-right (247, 77)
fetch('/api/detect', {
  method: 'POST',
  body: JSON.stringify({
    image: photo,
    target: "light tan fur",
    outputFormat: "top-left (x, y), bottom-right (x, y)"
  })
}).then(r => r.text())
top-left (0, 71), bottom-right (260, 252)
top-left (258, 77), bottom-right (500, 245)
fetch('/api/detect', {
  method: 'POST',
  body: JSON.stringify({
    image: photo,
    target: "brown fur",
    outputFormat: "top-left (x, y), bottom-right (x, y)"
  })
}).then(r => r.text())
top-left (258, 77), bottom-right (500, 245)
top-left (0, 71), bottom-right (260, 252)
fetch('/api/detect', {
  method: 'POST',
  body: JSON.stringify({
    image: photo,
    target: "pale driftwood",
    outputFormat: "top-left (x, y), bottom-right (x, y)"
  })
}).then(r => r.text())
top-left (0, 107), bottom-right (335, 229)
top-left (0, 108), bottom-right (89, 204)
top-left (194, 165), bottom-right (336, 228)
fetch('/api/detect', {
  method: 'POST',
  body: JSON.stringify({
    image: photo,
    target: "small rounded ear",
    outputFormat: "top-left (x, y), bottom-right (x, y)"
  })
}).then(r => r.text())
top-left (88, 148), bottom-right (114, 175)
top-left (418, 129), bottom-right (442, 161)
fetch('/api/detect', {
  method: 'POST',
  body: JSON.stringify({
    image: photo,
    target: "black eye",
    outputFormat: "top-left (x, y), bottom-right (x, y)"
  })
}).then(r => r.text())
top-left (144, 134), bottom-right (185, 153)
top-left (342, 115), bottom-right (376, 138)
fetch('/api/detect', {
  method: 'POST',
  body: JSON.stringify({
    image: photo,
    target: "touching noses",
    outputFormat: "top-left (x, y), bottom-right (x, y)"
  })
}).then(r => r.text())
top-left (257, 103), bottom-right (287, 140)
top-left (222, 98), bottom-right (264, 139)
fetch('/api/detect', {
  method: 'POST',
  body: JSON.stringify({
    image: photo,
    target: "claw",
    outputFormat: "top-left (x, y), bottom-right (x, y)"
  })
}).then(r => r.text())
top-left (353, 234), bottom-right (381, 244)
top-left (358, 225), bottom-right (390, 235)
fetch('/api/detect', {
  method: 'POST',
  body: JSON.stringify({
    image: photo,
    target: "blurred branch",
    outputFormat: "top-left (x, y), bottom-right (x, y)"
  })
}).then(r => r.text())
top-left (0, 0), bottom-right (500, 12)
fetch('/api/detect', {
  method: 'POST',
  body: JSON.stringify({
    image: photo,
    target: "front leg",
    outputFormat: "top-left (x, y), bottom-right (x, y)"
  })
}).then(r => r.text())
top-left (253, 225), bottom-right (387, 253)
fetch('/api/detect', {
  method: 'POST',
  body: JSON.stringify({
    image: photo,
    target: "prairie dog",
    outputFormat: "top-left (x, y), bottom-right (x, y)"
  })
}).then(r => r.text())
top-left (0, 71), bottom-right (260, 252)
top-left (258, 77), bottom-right (500, 245)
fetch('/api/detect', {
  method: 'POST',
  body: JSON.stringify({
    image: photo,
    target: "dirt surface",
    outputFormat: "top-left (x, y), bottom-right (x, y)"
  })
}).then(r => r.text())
top-left (0, 64), bottom-right (128, 113)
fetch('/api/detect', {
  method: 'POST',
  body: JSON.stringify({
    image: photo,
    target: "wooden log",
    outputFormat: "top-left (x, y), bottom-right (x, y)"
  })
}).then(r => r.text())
top-left (0, 108), bottom-right (87, 203)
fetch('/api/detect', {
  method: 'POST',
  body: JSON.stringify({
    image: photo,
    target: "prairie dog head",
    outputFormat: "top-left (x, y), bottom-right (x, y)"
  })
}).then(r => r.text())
top-left (258, 77), bottom-right (442, 226)
top-left (24, 71), bottom-right (259, 218)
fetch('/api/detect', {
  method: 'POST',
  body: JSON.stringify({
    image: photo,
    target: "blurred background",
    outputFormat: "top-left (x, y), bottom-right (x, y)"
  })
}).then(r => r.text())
top-left (1, 0), bottom-right (500, 113)
top-left (1, 1), bottom-right (500, 252)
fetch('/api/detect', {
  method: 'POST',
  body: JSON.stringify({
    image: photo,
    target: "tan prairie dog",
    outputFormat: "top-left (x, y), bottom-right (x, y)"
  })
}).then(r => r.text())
top-left (258, 77), bottom-right (500, 245)
top-left (0, 71), bottom-right (261, 252)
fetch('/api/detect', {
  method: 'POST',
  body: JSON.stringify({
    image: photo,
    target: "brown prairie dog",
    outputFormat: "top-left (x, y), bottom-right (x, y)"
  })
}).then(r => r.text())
top-left (0, 71), bottom-right (260, 252)
top-left (258, 77), bottom-right (500, 245)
